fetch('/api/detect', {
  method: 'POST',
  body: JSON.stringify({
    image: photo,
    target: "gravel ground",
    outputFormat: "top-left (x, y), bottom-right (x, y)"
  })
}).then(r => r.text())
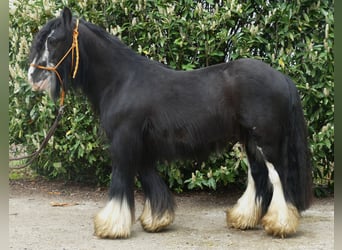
top-left (9, 179), bottom-right (334, 250)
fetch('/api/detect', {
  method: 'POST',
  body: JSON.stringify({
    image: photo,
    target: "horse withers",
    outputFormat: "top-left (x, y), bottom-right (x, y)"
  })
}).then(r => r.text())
top-left (27, 7), bottom-right (312, 239)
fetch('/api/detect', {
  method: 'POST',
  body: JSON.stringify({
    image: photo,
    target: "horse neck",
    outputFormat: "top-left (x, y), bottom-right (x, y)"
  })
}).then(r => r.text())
top-left (76, 22), bottom-right (140, 110)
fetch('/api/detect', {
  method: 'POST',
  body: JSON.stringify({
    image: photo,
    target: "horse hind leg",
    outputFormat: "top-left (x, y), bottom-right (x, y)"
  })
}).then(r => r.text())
top-left (246, 140), bottom-right (300, 238)
top-left (226, 140), bottom-right (273, 230)
top-left (138, 167), bottom-right (175, 232)
top-left (226, 161), bottom-right (262, 229)
top-left (260, 154), bottom-right (300, 238)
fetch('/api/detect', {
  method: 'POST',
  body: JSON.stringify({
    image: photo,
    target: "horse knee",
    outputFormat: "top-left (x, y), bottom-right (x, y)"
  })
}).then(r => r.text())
top-left (94, 198), bottom-right (134, 239)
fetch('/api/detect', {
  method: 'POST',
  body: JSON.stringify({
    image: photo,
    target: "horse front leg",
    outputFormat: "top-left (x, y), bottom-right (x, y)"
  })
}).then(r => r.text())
top-left (93, 164), bottom-right (135, 239)
top-left (138, 166), bottom-right (175, 232)
top-left (94, 164), bottom-right (135, 239)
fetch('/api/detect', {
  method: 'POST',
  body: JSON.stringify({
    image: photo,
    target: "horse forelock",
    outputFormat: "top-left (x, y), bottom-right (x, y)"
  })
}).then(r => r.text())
top-left (29, 18), bottom-right (62, 62)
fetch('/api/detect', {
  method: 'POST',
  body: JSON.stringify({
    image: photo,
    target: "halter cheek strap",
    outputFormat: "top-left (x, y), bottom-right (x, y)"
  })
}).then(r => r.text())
top-left (30, 19), bottom-right (80, 106)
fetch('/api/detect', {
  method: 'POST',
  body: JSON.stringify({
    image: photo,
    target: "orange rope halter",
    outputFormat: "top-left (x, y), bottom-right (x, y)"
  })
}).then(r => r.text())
top-left (30, 19), bottom-right (80, 106)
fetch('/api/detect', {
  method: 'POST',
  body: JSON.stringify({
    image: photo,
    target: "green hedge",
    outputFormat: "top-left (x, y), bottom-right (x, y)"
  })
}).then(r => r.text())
top-left (9, 0), bottom-right (334, 194)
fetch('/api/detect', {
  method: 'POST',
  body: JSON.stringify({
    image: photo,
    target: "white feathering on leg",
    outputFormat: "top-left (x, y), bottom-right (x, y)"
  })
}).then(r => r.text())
top-left (139, 199), bottom-right (174, 232)
top-left (94, 198), bottom-right (133, 239)
top-left (262, 161), bottom-right (299, 238)
top-left (227, 161), bottom-right (262, 229)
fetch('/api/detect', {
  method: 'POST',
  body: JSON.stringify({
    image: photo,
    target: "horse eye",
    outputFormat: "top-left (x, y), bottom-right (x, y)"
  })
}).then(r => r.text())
top-left (47, 37), bottom-right (57, 46)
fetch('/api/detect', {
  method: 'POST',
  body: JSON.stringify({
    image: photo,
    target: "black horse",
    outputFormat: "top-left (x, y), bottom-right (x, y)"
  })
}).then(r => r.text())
top-left (28, 8), bottom-right (312, 239)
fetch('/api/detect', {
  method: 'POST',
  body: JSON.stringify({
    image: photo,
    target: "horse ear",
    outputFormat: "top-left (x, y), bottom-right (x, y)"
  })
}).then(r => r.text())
top-left (61, 7), bottom-right (73, 29)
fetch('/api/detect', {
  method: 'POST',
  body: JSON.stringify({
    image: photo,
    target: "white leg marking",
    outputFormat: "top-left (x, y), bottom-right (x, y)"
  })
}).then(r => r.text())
top-left (227, 161), bottom-right (262, 229)
top-left (262, 161), bottom-right (299, 238)
top-left (94, 198), bottom-right (133, 239)
top-left (139, 199), bottom-right (175, 232)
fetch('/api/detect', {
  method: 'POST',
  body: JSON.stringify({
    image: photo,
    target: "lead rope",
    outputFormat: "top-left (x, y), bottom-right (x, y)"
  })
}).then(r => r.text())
top-left (9, 20), bottom-right (80, 169)
top-left (9, 107), bottom-right (65, 169)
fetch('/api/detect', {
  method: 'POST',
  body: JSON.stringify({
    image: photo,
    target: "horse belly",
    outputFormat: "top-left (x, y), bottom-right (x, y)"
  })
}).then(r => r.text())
top-left (145, 113), bottom-right (237, 161)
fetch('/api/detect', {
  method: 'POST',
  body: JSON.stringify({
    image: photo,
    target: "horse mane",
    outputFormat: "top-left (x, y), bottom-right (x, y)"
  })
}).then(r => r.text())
top-left (79, 19), bottom-right (170, 69)
top-left (80, 19), bottom-right (126, 48)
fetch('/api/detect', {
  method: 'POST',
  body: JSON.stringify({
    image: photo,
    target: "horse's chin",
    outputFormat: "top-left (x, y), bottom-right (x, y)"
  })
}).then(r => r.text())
top-left (30, 78), bottom-right (51, 92)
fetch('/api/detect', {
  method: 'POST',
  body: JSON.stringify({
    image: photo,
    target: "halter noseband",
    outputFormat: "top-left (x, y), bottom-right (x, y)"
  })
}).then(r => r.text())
top-left (30, 19), bottom-right (80, 106)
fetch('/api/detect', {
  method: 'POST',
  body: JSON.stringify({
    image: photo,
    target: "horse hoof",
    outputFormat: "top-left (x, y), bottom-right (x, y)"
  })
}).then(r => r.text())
top-left (226, 206), bottom-right (261, 230)
top-left (139, 199), bottom-right (175, 232)
top-left (94, 199), bottom-right (133, 239)
top-left (261, 203), bottom-right (299, 238)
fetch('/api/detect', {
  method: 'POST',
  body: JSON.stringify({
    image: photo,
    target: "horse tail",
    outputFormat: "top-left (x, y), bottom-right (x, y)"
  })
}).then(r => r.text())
top-left (285, 76), bottom-right (313, 211)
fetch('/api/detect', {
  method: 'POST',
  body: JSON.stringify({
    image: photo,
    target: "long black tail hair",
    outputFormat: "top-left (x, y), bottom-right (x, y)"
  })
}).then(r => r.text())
top-left (286, 76), bottom-right (313, 211)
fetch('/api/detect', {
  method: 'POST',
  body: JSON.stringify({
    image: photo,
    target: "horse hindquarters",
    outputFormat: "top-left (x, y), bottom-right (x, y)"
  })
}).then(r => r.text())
top-left (227, 131), bottom-right (301, 237)
top-left (227, 75), bottom-right (312, 237)
top-left (260, 78), bottom-right (312, 237)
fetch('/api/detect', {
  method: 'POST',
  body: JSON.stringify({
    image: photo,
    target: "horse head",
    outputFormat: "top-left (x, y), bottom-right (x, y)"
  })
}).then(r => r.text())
top-left (28, 7), bottom-right (77, 102)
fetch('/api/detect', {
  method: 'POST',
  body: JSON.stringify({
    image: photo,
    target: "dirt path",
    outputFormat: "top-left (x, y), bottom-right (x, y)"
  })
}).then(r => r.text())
top-left (9, 179), bottom-right (334, 250)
